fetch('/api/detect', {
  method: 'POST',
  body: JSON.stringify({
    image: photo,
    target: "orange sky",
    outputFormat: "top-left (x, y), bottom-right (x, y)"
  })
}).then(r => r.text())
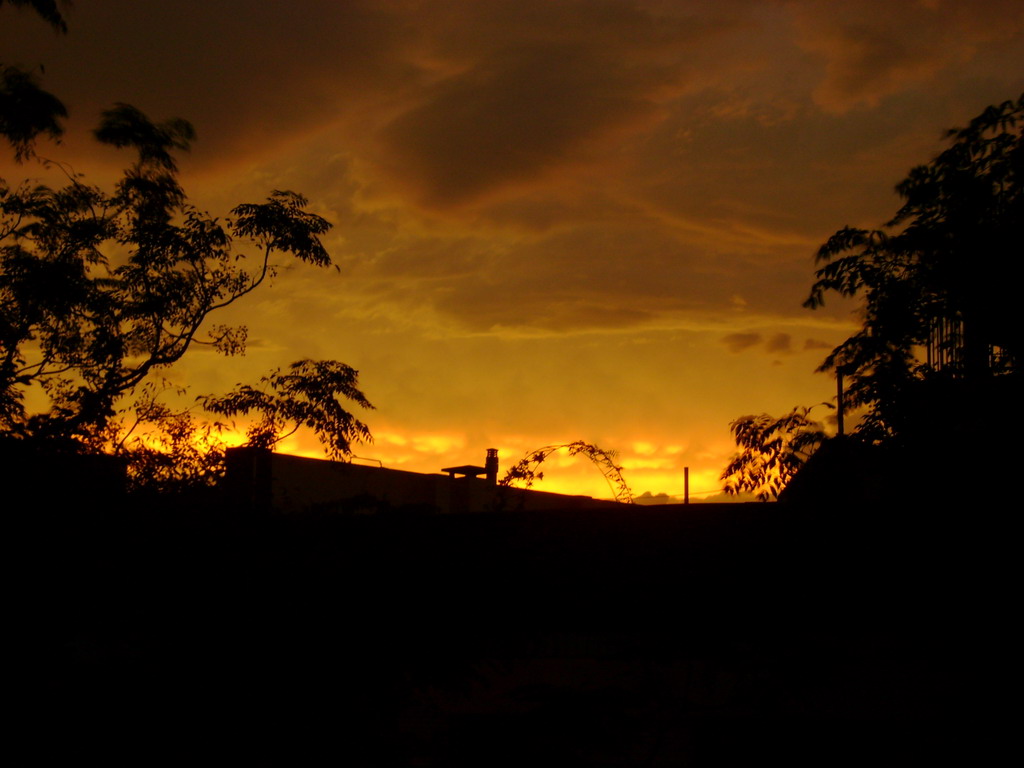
top-left (4, 0), bottom-right (1023, 500)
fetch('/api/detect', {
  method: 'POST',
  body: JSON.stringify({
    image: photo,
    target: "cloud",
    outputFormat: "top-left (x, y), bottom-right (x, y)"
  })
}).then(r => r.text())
top-left (4, 0), bottom-right (1023, 511)
top-left (787, 0), bottom-right (1024, 113)
top-left (9, 0), bottom-right (1018, 347)
top-left (378, 45), bottom-right (665, 207)
top-left (634, 491), bottom-right (678, 505)
top-left (372, 2), bottom-right (737, 208)
top-left (724, 329), bottom-right (819, 356)
top-left (804, 337), bottom-right (832, 350)
top-left (765, 332), bottom-right (792, 354)
top-left (722, 330), bottom-right (806, 355)
top-left (0, 1), bottom-right (425, 163)
top-left (722, 332), bottom-right (762, 353)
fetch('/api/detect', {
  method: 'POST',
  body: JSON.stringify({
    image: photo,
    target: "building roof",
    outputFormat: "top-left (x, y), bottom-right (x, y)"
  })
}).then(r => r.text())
top-left (440, 464), bottom-right (488, 478)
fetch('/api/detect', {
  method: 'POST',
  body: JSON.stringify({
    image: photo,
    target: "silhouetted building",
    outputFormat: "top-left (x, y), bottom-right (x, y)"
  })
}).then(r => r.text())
top-left (224, 447), bottom-right (623, 515)
top-left (1, 436), bottom-right (127, 513)
top-left (926, 316), bottom-right (1015, 376)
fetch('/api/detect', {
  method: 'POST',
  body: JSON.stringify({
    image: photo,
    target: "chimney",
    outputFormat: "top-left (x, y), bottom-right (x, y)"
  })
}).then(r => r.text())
top-left (485, 448), bottom-right (499, 485)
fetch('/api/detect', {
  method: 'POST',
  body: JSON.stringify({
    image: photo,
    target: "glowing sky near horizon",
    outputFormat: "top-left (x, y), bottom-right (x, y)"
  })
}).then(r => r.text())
top-left (3, 0), bottom-right (1023, 500)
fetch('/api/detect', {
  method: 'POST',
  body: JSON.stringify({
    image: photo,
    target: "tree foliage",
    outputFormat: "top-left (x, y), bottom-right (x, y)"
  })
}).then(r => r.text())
top-left (0, 63), bottom-right (67, 160)
top-left (1, 0), bottom-right (67, 160)
top-left (721, 407), bottom-right (827, 501)
top-left (501, 440), bottom-right (633, 504)
top-left (200, 360), bottom-right (373, 461)
top-left (723, 96), bottom-right (1022, 502)
top-left (805, 95), bottom-right (1022, 441)
top-left (0, 1), bottom-right (67, 32)
top-left (1, 2), bottom-right (374, 483)
top-left (102, 380), bottom-right (230, 493)
top-left (1, 105), bottom-right (340, 442)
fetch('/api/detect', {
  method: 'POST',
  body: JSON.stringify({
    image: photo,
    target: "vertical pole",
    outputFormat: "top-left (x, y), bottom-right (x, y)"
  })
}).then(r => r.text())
top-left (837, 369), bottom-right (845, 437)
top-left (684, 466), bottom-right (690, 505)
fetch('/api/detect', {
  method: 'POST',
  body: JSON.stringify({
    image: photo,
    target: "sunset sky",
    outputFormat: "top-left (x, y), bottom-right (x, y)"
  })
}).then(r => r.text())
top-left (3, 0), bottom-right (1023, 501)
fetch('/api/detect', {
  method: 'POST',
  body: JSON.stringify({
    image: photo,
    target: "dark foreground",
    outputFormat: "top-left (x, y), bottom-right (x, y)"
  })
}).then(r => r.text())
top-left (19, 496), bottom-right (1010, 765)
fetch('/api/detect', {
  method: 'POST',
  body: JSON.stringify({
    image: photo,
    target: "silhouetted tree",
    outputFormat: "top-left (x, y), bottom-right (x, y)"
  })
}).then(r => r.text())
top-left (1, 0), bottom-right (67, 160)
top-left (201, 360), bottom-right (373, 461)
top-left (0, 1), bottom-right (67, 32)
top-left (805, 95), bottom-right (1022, 441)
top-left (107, 381), bottom-right (230, 493)
top-left (501, 440), bottom-right (633, 503)
top-left (1, 105), bottom-right (342, 440)
top-left (1, 108), bottom-right (374, 466)
top-left (94, 359), bottom-right (374, 491)
top-left (2, 3), bottom-right (373, 480)
top-left (721, 406), bottom-right (827, 501)
top-left (723, 96), bottom-right (1022, 502)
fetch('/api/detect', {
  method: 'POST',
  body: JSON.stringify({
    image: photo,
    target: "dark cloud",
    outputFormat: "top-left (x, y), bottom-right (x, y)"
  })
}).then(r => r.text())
top-left (722, 331), bottom-right (797, 355)
top-left (0, 0), bottom-right (419, 162)
top-left (378, 45), bottom-right (663, 207)
top-left (4, 0), bottom-right (1023, 338)
top-left (4, 0), bottom-right (1024, 497)
top-left (765, 332), bottom-right (792, 353)
top-left (788, 0), bottom-right (1024, 112)
top-left (634, 491), bottom-right (678, 505)
top-left (803, 337), bottom-right (832, 350)
top-left (722, 332), bottom-right (762, 353)
top-left (373, 0), bottom-right (734, 207)
top-left (338, 213), bottom-right (792, 333)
